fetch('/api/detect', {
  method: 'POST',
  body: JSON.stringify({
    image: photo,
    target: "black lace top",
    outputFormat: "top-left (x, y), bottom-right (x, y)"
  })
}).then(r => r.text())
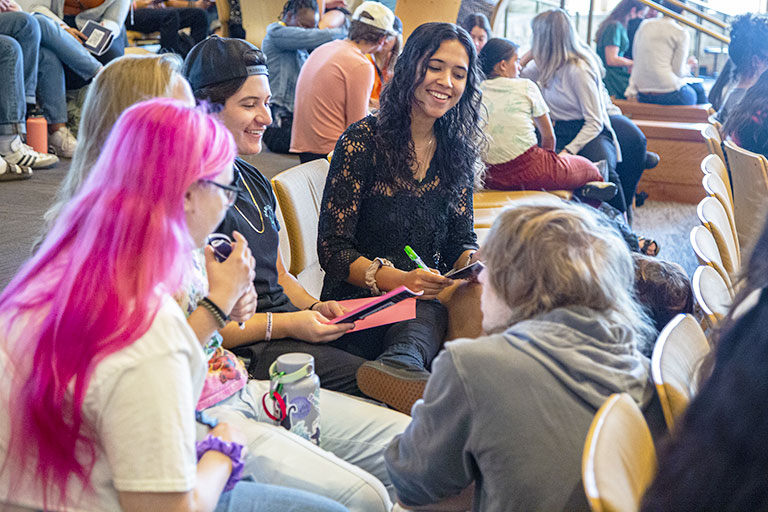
top-left (318, 116), bottom-right (478, 300)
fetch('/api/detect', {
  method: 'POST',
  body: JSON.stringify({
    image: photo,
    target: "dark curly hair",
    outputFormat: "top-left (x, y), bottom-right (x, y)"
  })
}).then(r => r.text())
top-left (376, 22), bottom-right (485, 193)
top-left (280, 0), bottom-right (317, 20)
top-left (723, 69), bottom-right (768, 157)
top-left (640, 214), bottom-right (768, 511)
top-left (728, 13), bottom-right (768, 81)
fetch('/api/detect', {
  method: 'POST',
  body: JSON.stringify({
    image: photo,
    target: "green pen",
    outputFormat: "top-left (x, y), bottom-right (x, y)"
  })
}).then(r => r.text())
top-left (404, 245), bottom-right (429, 270)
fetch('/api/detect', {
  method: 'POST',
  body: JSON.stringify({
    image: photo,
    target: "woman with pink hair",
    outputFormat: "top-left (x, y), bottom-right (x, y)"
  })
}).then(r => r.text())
top-left (0, 98), bottom-right (347, 512)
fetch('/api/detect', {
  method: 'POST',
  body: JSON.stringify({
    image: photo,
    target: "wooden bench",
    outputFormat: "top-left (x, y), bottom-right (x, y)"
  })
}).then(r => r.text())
top-left (613, 99), bottom-right (711, 124)
top-left (635, 120), bottom-right (710, 204)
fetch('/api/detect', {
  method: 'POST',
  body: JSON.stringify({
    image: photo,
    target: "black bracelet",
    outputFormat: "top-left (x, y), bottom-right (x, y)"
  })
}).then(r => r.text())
top-left (307, 301), bottom-right (321, 311)
top-left (198, 297), bottom-right (230, 329)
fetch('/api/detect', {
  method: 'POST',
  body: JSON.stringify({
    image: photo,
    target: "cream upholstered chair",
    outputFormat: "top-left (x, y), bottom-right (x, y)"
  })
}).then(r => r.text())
top-left (700, 153), bottom-right (732, 206)
top-left (651, 314), bottom-right (712, 430)
top-left (701, 173), bottom-right (738, 253)
top-left (692, 265), bottom-right (732, 329)
top-left (582, 393), bottom-right (657, 512)
top-left (697, 196), bottom-right (741, 276)
top-left (271, 159), bottom-right (329, 298)
top-left (689, 226), bottom-right (733, 291)
top-left (722, 140), bottom-right (768, 252)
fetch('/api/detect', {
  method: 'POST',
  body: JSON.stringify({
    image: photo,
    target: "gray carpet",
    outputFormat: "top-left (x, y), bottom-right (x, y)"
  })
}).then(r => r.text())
top-left (0, 151), bottom-right (698, 291)
top-left (633, 200), bottom-right (700, 277)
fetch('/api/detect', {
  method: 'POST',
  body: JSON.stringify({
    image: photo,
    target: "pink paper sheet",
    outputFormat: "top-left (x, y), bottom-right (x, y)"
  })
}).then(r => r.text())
top-left (335, 297), bottom-right (417, 332)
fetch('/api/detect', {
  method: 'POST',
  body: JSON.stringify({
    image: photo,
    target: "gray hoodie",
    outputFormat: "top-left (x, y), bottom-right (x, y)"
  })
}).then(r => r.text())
top-left (385, 306), bottom-right (654, 512)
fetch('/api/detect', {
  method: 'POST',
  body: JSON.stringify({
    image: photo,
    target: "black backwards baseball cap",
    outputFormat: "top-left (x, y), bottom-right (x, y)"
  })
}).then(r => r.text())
top-left (183, 35), bottom-right (269, 91)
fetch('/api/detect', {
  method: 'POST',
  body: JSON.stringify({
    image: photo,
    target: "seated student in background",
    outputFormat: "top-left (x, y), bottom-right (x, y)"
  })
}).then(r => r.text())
top-left (0, 97), bottom-right (348, 512)
top-left (521, 9), bottom-right (656, 223)
top-left (520, 9), bottom-right (627, 214)
top-left (125, 0), bottom-right (209, 57)
top-left (385, 201), bottom-right (657, 511)
top-left (625, 4), bottom-right (656, 59)
top-left (7, 0), bottom-right (102, 157)
top-left (366, 15), bottom-right (401, 109)
top-left (0, 11), bottom-right (61, 172)
top-left (626, 0), bottom-right (706, 105)
top-left (38, 53), bottom-right (193, 245)
top-left (262, 0), bottom-right (348, 154)
top-left (478, 37), bottom-right (603, 192)
top-left (723, 69), bottom-right (768, 158)
top-left (23, 0), bottom-right (130, 65)
top-left (594, 0), bottom-right (648, 99)
top-left (715, 13), bottom-right (768, 124)
top-left (317, 22), bottom-right (481, 413)
top-left (290, 1), bottom-right (394, 163)
top-left (37, 47), bottom-right (409, 512)
top-left (459, 12), bottom-right (491, 54)
top-left (640, 212), bottom-right (768, 511)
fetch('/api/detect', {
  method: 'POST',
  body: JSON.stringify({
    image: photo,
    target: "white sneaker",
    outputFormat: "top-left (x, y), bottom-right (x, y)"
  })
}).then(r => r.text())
top-left (1, 136), bottom-right (59, 169)
top-left (0, 157), bottom-right (33, 182)
top-left (48, 126), bottom-right (77, 159)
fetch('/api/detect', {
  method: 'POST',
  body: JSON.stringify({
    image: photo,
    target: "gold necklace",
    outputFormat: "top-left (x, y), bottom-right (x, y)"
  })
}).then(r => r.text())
top-left (233, 174), bottom-right (265, 234)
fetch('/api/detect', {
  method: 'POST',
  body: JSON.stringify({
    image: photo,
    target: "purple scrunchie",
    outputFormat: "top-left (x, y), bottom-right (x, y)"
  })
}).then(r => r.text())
top-left (196, 434), bottom-right (246, 492)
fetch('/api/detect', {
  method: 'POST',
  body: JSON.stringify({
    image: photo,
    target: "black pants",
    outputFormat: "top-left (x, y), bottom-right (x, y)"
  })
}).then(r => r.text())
top-left (610, 114), bottom-right (648, 220)
top-left (554, 120), bottom-right (625, 212)
top-left (126, 7), bottom-right (208, 56)
top-left (263, 105), bottom-right (293, 154)
top-left (236, 300), bottom-right (448, 396)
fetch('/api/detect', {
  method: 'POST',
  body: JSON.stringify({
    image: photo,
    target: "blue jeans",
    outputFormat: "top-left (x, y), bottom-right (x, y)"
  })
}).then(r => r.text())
top-left (638, 82), bottom-right (707, 106)
top-left (35, 14), bottom-right (101, 125)
top-left (0, 12), bottom-right (40, 135)
top-left (215, 481), bottom-right (348, 512)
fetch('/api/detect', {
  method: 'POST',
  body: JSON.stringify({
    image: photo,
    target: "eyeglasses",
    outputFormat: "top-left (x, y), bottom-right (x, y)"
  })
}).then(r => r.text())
top-left (199, 179), bottom-right (241, 206)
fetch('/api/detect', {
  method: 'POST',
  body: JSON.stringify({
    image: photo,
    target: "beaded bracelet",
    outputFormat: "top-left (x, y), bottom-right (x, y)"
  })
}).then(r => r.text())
top-left (198, 297), bottom-right (230, 329)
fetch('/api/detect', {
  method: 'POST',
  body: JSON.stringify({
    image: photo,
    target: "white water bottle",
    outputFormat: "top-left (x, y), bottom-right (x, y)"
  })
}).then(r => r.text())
top-left (267, 353), bottom-right (321, 445)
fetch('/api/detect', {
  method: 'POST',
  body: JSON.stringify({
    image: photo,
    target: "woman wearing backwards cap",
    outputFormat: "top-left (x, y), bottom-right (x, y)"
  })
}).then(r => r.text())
top-left (185, 32), bottom-right (454, 416)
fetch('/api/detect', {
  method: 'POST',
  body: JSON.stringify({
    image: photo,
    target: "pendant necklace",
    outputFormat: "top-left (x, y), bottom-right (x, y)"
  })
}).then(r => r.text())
top-left (233, 174), bottom-right (265, 234)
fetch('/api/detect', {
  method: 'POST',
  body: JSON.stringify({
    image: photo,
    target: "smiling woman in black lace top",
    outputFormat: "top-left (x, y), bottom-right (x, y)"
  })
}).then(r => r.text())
top-left (317, 22), bottom-right (484, 409)
top-left (318, 22), bottom-right (483, 301)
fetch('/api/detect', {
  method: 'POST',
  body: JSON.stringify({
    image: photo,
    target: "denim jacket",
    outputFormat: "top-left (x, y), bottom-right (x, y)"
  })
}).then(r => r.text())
top-left (262, 20), bottom-right (347, 113)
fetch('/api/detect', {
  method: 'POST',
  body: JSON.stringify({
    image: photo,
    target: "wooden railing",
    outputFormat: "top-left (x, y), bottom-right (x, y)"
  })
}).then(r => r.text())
top-left (634, 0), bottom-right (730, 44)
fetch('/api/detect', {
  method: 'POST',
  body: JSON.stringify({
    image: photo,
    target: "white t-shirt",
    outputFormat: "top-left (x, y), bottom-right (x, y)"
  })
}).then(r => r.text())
top-left (626, 17), bottom-right (690, 95)
top-left (0, 296), bottom-right (206, 512)
top-left (481, 77), bottom-right (550, 164)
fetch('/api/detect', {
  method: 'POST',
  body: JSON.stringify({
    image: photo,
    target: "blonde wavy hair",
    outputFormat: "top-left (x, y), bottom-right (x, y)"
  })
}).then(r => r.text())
top-left (531, 9), bottom-right (603, 88)
top-left (38, 54), bottom-right (185, 248)
top-left (482, 200), bottom-right (655, 350)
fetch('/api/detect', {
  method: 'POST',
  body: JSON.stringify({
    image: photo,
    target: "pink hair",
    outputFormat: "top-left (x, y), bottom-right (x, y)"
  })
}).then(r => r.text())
top-left (0, 98), bottom-right (235, 506)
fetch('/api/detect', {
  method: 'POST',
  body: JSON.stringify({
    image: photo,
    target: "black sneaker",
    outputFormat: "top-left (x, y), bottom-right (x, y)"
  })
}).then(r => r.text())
top-left (356, 360), bottom-right (429, 415)
top-left (576, 181), bottom-right (617, 202)
top-left (644, 152), bottom-right (660, 170)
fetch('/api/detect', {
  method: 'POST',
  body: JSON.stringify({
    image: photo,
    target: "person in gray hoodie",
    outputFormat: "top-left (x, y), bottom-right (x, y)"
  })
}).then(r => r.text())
top-left (385, 199), bottom-right (658, 511)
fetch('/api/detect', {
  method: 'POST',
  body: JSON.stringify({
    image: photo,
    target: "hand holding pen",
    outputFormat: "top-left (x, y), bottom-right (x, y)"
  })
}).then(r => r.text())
top-left (403, 245), bottom-right (451, 299)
